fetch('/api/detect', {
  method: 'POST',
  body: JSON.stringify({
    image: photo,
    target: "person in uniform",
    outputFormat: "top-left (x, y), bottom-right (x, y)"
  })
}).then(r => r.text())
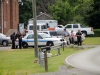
top-left (15, 31), bottom-right (22, 49)
top-left (10, 32), bottom-right (16, 49)
top-left (76, 30), bottom-right (82, 46)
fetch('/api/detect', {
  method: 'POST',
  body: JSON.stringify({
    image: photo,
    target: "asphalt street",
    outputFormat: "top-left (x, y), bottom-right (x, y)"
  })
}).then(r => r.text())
top-left (66, 45), bottom-right (100, 74)
top-left (0, 46), bottom-right (11, 50)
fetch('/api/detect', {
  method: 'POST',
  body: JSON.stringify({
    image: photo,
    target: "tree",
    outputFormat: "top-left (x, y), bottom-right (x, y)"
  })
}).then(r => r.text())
top-left (50, 0), bottom-right (72, 25)
top-left (19, 0), bottom-right (32, 27)
top-left (50, 0), bottom-right (93, 25)
top-left (85, 0), bottom-right (100, 29)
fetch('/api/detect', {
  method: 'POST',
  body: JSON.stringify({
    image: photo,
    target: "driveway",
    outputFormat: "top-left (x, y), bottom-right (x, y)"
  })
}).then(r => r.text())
top-left (66, 45), bottom-right (100, 74)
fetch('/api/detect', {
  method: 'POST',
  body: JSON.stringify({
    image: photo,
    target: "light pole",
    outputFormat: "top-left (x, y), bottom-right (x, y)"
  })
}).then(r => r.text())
top-left (32, 0), bottom-right (38, 57)
top-left (1, 0), bottom-right (4, 34)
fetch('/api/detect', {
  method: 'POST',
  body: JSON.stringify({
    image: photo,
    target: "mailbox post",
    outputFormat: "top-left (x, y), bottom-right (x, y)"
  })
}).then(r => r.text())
top-left (41, 46), bottom-right (51, 72)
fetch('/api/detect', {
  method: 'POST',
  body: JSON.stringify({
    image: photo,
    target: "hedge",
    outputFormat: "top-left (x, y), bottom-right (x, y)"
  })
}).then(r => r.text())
top-left (91, 29), bottom-right (100, 37)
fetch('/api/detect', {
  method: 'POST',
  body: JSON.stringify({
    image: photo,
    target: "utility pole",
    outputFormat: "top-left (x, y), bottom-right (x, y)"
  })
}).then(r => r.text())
top-left (32, 0), bottom-right (38, 57)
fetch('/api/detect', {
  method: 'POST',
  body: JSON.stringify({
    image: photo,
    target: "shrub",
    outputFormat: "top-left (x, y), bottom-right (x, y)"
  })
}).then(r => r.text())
top-left (92, 29), bottom-right (100, 37)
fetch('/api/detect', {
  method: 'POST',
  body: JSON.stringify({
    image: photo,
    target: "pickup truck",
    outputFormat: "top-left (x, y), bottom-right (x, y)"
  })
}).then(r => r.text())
top-left (55, 24), bottom-right (94, 36)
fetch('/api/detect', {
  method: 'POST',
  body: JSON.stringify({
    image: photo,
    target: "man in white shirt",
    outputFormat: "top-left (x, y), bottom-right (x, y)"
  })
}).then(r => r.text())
top-left (63, 29), bottom-right (70, 45)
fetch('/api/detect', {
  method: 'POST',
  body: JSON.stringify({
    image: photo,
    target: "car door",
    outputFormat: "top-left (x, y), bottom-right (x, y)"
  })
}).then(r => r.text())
top-left (27, 34), bottom-right (34, 46)
top-left (38, 35), bottom-right (46, 46)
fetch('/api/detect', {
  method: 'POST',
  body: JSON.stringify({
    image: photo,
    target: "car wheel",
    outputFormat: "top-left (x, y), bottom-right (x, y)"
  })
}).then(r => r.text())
top-left (46, 42), bottom-right (53, 46)
top-left (22, 43), bottom-right (28, 48)
top-left (2, 41), bottom-right (8, 46)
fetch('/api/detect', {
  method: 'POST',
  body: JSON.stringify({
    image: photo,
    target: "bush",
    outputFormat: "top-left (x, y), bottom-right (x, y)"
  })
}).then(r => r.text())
top-left (92, 29), bottom-right (100, 37)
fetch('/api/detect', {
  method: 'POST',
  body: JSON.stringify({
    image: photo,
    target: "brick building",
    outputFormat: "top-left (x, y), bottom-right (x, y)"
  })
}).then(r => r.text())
top-left (0, 0), bottom-right (19, 35)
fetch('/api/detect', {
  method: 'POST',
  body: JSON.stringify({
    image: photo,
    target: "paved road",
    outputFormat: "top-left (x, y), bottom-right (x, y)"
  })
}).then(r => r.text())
top-left (66, 45), bottom-right (100, 74)
top-left (0, 46), bottom-right (11, 50)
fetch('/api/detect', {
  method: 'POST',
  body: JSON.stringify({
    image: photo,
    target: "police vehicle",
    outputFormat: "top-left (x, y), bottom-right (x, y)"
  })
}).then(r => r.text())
top-left (21, 33), bottom-right (65, 48)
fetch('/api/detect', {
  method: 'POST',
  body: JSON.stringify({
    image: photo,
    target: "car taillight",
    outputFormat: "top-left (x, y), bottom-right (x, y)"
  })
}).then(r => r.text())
top-left (25, 30), bottom-right (28, 33)
top-left (91, 27), bottom-right (93, 31)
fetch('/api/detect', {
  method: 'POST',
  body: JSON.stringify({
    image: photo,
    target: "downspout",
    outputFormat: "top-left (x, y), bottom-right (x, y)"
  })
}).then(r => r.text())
top-left (1, 0), bottom-right (3, 33)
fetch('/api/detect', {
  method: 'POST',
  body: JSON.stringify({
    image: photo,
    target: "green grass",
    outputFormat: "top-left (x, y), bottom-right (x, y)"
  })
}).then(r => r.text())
top-left (82, 37), bottom-right (100, 45)
top-left (0, 47), bottom-right (81, 75)
top-left (0, 37), bottom-right (100, 75)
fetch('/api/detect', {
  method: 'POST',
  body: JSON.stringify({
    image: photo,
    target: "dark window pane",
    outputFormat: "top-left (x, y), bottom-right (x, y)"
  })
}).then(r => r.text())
top-left (29, 26), bottom-right (33, 30)
top-left (43, 32), bottom-right (48, 34)
top-left (29, 26), bottom-right (39, 30)
top-left (50, 32), bottom-right (57, 36)
top-left (73, 25), bottom-right (78, 28)
top-left (66, 25), bottom-right (71, 28)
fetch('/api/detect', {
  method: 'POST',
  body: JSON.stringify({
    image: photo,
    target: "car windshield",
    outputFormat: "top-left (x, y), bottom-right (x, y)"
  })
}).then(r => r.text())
top-left (39, 33), bottom-right (51, 38)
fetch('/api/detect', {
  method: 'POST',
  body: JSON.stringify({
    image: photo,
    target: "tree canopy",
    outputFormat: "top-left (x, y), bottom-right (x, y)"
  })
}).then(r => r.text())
top-left (19, 0), bottom-right (100, 29)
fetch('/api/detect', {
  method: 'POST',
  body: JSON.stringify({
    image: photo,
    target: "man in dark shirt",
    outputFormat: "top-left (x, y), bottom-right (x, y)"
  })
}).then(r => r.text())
top-left (15, 31), bottom-right (22, 49)
top-left (76, 30), bottom-right (82, 46)
top-left (10, 32), bottom-right (16, 49)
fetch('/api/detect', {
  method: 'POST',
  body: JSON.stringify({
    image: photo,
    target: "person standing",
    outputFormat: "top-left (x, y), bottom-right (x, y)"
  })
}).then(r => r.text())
top-left (15, 31), bottom-right (22, 49)
top-left (69, 30), bottom-right (75, 45)
top-left (10, 32), bottom-right (16, 49)
top-left (76, 30), bottom-right (82, 46)
top-left (63, 29), bottom-right (70, 45)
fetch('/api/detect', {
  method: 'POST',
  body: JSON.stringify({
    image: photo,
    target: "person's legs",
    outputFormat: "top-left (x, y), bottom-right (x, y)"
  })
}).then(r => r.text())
top-left (19, 40), bottom-right (22, 49)
top-left (77, 38), bottom-right (80, 46)
top-left (79, 37), bottom-right (82, 46)
top-left (66, 36), bottom-right (70, 45)
top-left (11, 40), bottom-right (13, 49)
top-left (12, 40), bottom-right (15, 49)
top-left (72, 37), bottom-right (74, 44)
top-left (13, 42), bottom-right (15, 49)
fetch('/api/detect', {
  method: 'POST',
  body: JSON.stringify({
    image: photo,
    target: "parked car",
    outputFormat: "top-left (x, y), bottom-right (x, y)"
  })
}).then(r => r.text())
top-left (38, 30), bottom-right (63, 38)
top-left (0, 33), bottom-right (11, 46)
top-left (55, 25), bottom-right (65, 35)
top-left (68, 31), bottom-right (85, 43)
top-left (64, 24), bottom-right (94, 36)
top-left (39, 30), bottom-right (85, 44)
top-left (38, 30), bottom-right (66, 45)
top-left (55, 24), bottom-right (94, 36)
top-left (21, 33), bottom-right (66, 48)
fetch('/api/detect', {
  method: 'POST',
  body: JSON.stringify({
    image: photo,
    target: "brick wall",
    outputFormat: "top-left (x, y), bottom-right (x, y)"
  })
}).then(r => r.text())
top-left (0, 1), bottom-right (1, 33)
top-left (1, 0), bottom-right (19, 34)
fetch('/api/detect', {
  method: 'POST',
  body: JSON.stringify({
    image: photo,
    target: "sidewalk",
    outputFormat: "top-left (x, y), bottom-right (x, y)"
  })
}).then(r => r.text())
top-left (30, 66), bottom-right (99, 75)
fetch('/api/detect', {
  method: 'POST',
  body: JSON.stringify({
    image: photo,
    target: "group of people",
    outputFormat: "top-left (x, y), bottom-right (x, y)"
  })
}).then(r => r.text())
top-left (63, 29), bottom-right (82, 46)
top-left (10, 31), bottom-right (22, 49)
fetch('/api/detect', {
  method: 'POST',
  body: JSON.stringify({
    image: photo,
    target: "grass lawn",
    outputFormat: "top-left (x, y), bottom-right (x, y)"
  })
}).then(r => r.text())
top-left (82, 37), bottom-right (100, 45)
top-left (0, 37), bottom-right (100, 75)
top-left (0, 47), bottom-right (81, 75)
